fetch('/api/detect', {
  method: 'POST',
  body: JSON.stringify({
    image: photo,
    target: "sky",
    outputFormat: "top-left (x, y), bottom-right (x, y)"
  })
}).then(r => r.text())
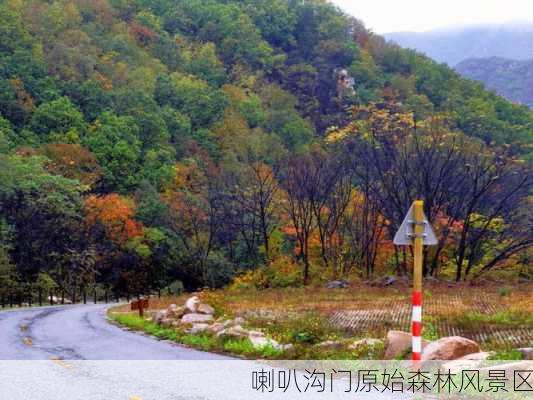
top-left (332, 0), bottom-right (533, 33)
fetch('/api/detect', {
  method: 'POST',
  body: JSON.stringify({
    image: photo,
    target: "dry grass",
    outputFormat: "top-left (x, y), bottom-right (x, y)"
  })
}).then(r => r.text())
top-left (123, 282), bottom-right (532, 316)
top-left (111, 282), bottom-right (533, 349)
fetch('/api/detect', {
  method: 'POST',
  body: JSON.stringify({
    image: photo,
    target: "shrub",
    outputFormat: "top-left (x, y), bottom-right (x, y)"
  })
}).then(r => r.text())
top-left (228, 256), bottom-right (302, 290)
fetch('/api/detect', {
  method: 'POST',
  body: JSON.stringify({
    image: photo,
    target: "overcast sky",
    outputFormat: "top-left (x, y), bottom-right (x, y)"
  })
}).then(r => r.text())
top-left (332, 0), bottom-right (533, 33)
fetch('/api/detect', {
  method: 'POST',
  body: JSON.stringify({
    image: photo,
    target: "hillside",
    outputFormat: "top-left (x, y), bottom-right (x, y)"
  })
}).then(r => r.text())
top-left (456, 57), bottom-right (533, 108)
top-left (384, 23), bottom-right (533, 66)
top-left (0, 0), bottom-right (532, 295)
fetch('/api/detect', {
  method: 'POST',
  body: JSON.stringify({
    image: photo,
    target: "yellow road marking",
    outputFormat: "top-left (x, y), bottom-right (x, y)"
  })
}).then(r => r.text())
top-left (49, 356), bottom-right (73, 369)
top-left (129, 396), bottom-right (142, 400)
top-left (22, 337), bottom-right (33, 346)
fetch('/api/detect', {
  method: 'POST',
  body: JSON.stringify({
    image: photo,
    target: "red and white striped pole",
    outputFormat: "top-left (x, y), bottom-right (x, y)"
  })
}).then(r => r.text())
top-left (411, 290), bottom-right (423, 361)
top-left (411, 200), bottom-right (425, 362)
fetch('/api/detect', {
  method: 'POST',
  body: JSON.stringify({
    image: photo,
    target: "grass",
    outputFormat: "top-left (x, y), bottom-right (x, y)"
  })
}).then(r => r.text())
top-left (110, 282), bottom-right (532, 358)
top-left (110, 312), bottom-right (285, 359)
top-left (455, 310), bottom-right (533, 329)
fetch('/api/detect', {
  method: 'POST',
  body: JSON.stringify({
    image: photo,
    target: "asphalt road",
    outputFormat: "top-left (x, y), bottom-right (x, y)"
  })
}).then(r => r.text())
top-left (0, 305), bottom-right (406, 400)
top-left (0, 304), bottom-right (229, 360)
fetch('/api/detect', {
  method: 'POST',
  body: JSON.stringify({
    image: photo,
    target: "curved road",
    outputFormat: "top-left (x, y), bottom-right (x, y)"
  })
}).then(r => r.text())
top-left (0, 304), bottom-right (229, 360)
top-left (0, 305), bottom-right (403, 400)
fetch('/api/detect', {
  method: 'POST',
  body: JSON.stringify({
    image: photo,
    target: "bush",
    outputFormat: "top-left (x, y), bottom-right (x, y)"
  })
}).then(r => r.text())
top-left (228, 256), bottom-right (302, 290)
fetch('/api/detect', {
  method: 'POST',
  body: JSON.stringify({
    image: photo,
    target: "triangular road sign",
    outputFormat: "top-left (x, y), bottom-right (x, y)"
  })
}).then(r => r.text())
top-left (393, 203), bottom-right (438, 246)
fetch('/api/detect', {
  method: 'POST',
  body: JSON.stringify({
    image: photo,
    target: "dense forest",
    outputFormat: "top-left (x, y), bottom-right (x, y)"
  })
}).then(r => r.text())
top-left (456, 57), bottom-right (533, 108)
top-left (0, 0), bottom-right (531, 299)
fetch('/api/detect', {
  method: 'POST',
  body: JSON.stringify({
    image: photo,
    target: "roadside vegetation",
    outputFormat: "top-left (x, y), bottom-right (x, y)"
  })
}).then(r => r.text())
top-left (109, 282), bottom-right (532, 359)
top-left (1, 0), bottom-right (532, 306)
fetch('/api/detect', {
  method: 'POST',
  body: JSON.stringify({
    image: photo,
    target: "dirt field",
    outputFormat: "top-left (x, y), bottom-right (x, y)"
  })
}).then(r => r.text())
top-left (119, 282), bottom-right (533, 349)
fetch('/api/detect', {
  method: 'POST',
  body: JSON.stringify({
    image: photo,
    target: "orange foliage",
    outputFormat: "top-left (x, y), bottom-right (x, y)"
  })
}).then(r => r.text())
top-left (129, 23), bottom-right (157, 46)
top-left (10, 78), bottom-right (35, 115)
top-left (38, 143), bottom-right (102, 187)
top-left (95, 72), bottom-right (113, 91)
top-left (84, 194), bottom-right (143, 245)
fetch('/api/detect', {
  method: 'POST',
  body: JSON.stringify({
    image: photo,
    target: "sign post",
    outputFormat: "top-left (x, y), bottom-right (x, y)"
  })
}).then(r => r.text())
top-left (393, 200), bottom-right (437, 361)
top-left (131, 298), bottom-right (149, 318)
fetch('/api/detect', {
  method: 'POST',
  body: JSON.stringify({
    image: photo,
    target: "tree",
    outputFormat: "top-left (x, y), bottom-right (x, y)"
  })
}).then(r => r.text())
top-left (84, 112), bottom-right (141, 192)
top-left (280, 153), bottom-right (315, 284)
top-left (0, 116), bottom-right (14, 153)
top-left (332, 102), bottom-right (533, 280)
top-left (36, 143), bottom-right (102, 188)
top-left (29, 97), bottom-right (85, 142)
top-left (0, 155), bottom-right (84, 281)
top-left (84, 194), bottom-right (143, 247)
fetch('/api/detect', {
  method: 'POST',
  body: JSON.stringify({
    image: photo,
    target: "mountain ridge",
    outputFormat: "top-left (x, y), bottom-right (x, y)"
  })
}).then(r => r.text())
top-left (384, 23), bottom-right (533, 66)
top-left (456, 56), bottom-right (533, 107)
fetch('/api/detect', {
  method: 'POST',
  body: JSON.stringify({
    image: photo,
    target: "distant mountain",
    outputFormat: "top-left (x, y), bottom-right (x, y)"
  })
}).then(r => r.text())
top-left (384, 23), bottom-right (533, 66)
top-left (456, 57), bottom-right (533, 108)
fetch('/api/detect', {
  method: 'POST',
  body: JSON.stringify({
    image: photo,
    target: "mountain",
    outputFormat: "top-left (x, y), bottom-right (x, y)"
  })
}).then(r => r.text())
top-left (384, 23), bottom-right (533, 66)
top-left (1, 0), bottom-right (532, 292)
top-left (456, 57), bottom-right (533, 108)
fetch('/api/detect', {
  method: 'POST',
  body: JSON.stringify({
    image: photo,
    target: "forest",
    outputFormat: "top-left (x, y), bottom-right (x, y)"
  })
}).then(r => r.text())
top-left (0, 0), bottom-right (531, 301)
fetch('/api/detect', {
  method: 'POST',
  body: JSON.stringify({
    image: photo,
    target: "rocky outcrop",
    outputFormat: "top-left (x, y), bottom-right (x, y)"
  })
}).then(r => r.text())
top-left (324, 280), bottom-right (349, 289)
top-left (181, 313), bottom-right (213, 324)
top-left (144, 296), bottom-right (294, 355)
top-left (384, 330), bottom-right (429, 359)
top-left (187, 323), bottom-right (210, 334)
top-left (197, 303), bottom-right (215, 315)
top-left (422, 336), bottom-right (480, 361)
top-left (184, 296), bottom-right (200, 313)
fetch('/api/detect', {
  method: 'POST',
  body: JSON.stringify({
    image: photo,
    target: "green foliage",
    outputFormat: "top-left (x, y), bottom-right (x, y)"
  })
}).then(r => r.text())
top-left (455, 311), bottom-right (533, 329)
top-left (84, 112), bottom-right (142, 192)
top-left (0, 116), bottom-right (14, 153)
top-left (498, 287), bottom-right (510, 297)
top-left (487, 349), bottom-right (524, 361)
top-left (29, 97), bottom-right (85, 142)
top-left (0, 0), bottom-right (531, 294)
top-left (0, 155), bottom-right (84, 278)
top-left (111, 312), bottom-right (283, 358)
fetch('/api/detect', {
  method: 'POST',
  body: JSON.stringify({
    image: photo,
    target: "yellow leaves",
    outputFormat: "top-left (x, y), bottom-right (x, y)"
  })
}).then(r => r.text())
top-left (325, 125), bottom-right (351, 143)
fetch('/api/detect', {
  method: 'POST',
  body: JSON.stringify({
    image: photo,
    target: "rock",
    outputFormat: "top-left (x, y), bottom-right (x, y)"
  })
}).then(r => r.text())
top-left (187, 323), bottom-right (210, 334)
top-left (457, 351), bottom-right (494, 361)
top-left (384, 330), bottom-right (429, 359)
top-left (234, 317), bottom-right (245, 325)
top-left (247, 331), bottom-right (289, 351)
top-left (442, 359), bottom-right (484, 373)
top-left (216, 325), bottom-right (248, 339)
top-left (181, 313), bottom-right (214, 324)
top-left (167, 305), bottom-right (186, 319)
top-left (223, 319), bottom-right (234, 328)
top-left (154, 309), bottom-right (168, 324)
top-left (249, 335), bottom-right (275, 348)
top-left (207, 323), bottom-right (225, 334)
top-left (185, 296), bottom-right (200, 313)
top-left (518, 348), bottom-right (533, 360)
top-left (160, 318), bottom-right (174, 328)
top-left (422, 336), bottom-right (480, 361)
top-left (384, 331), bottom-right (411, 359)
top-left (197, 303), bottom-right (215, 315)
top-left (349, 338), bottom-right (384, 351)
top-left (382, 276), bottom-right (397, 287)
top-left (324, 280), bottom-right (349, 289)
top-left (316, 340), bottom-right (344, 349)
